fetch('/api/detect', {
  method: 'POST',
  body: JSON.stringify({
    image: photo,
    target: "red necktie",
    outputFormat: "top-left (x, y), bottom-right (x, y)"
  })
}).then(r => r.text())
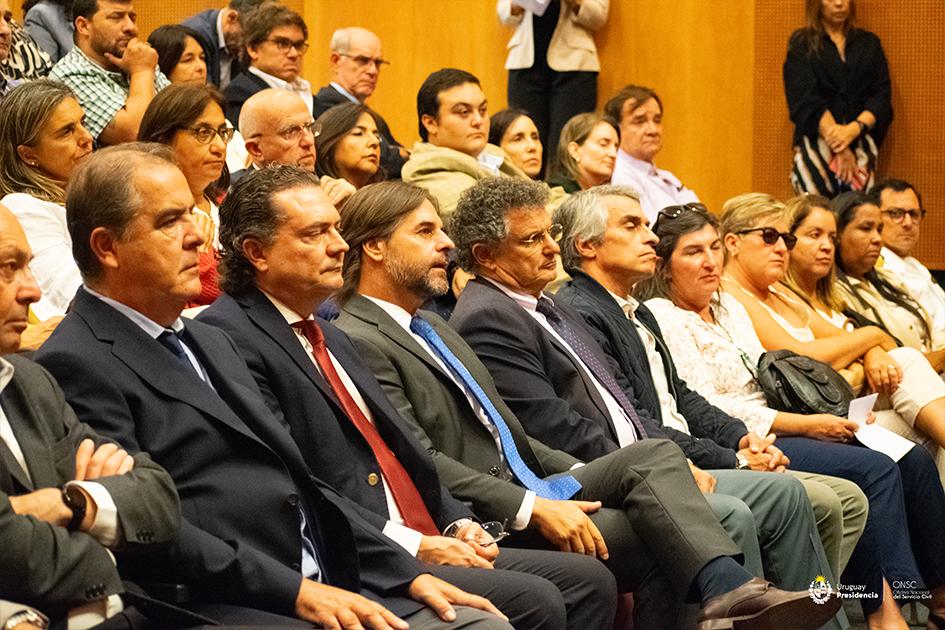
top-left (293, 320), bottom-right (439, 536)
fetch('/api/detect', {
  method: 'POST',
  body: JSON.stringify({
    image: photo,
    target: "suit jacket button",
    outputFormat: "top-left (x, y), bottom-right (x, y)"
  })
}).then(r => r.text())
top-left (286, 494), bottom-right (299, 507)
top-left (489, 466), bottom-right (500, 476)
top-left (367, 473), bottom-right (380, 486)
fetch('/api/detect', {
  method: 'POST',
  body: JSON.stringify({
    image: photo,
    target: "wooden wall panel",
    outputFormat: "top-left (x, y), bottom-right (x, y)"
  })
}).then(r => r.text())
top-left (753, 0), bottom-right (945, 269)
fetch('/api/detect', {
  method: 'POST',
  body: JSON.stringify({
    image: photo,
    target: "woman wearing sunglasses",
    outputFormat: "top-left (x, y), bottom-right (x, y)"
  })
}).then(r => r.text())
top-left (639, 202), bottom-right (945, 630)
top-left (139, 84), bottom-right (233, 306)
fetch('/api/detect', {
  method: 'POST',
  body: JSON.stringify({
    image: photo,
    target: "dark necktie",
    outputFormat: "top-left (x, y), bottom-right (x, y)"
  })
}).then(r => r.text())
top-left (409, 315), bottom-right (581, 500)
top-left (293, 320), bottom-right (439, 536)
top-left (535, 297), bottom-right (647, 439)
top-left (157, 329), bottom-right (196, 374)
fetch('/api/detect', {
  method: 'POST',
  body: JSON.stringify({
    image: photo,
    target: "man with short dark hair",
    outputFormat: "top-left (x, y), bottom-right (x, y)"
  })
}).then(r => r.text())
top-left (198, 174), bottom-right (618, 630)
top-left (403, 68), bottom-right (553, 221)
top-left (183, 0), bottom-right (263, 90)
top-left (605, 85), bottom-right (699, 222)
top-left (312, 27), bottom-right (406, 177)
top-left (335, 176), bottom-right (838, 630)
top-left (224, 2), bottom-right (310, 126)
top-left (872, 178), bottom-right (945, 336)
top-left (50, 0), bottom-right (168, 145)
top-left (0, 201), bottom-right (181, 629)
top-left (36, 144), bottom-right (510, 629)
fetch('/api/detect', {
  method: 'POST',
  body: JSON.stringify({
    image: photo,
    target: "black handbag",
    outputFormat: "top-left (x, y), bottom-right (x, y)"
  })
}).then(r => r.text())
top-left (756, 349), bottom-right (855, 416)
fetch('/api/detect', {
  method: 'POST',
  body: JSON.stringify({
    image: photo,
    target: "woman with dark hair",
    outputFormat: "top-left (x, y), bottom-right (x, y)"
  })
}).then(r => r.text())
top-left (489, 108), bottom-right (543, 179)
top-left (831, 191), bottom-right (945, 363)
top-left (639, 203), bottom-right (945, 630)
top-left (139, 84), bottom-right (232, 305)
top-left (148, 24), bottom-right (207, 86)
top-left (315, 102), bottom-right (384, 189)
top-left (545, 112), bottom-right (618, 193)
top-left (783, 0), bottom-right (891, 196)
top-left (23, 0), bottom-right (72, 61)
top-left (0, 79), bottom-right (92, 319)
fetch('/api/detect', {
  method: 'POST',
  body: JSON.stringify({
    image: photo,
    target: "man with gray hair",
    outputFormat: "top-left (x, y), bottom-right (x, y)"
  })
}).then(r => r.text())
top-left (552, 188), bottom-right (867, 625)
top-left (313, 26), bottom-right (406, 177)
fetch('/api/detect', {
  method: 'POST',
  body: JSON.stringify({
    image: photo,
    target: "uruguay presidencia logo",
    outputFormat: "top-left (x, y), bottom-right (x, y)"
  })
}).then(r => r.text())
top-left (809, 575), bottom-right (833, 605)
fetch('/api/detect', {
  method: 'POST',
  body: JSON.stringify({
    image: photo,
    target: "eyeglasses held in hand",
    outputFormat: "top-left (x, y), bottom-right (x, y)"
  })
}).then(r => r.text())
top-left (881, 207), bottom-right (926, 223)
top-left (469, 521), bottom-right (510, 548)
top-left (736, 227), bottom-right (798, 250)
top-left (338, 53), bottom-right (390, 69)
top-left (516, 223), bottom-right (564, 247)
top-left (187, 126), bottom-right (236, 145)
top-left (266, 37), bottom-right (309, 54)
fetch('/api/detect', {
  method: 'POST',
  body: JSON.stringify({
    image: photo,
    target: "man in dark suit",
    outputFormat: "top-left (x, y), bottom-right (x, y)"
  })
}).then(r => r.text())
top-left (332, 180), bottom-right (838, 629)
top-left (224, 3), bottom-right (311, 126)
top-left (550, 187), bottom-right (867, 627)
top-left (34, 143), bottom-right (510, 629)
top-left (0, 203), bottom-right (180, 629)
top-left (182, 0), bottom-right (261, 90)
top-left (313, 27), bottom-right (406, 178)
top-left (197, 170), bottom-right (618, 630)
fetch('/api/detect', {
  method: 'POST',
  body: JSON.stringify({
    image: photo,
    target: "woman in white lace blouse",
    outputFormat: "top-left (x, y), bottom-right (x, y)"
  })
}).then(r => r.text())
top-left (638, 203), bottom-right (945, 628)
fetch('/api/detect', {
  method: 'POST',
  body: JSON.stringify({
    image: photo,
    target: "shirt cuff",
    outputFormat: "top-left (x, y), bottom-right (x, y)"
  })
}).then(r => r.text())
top-left (67, 594), bottom-right (123, 630)
top-left (569, 462), bottom-right (586, 470)
top-left (382, 521), bottom-right (424, 557)
top-left (66, 481), bottom-right (119, 547)
top-left (511, 491), bottom-right (537, 530)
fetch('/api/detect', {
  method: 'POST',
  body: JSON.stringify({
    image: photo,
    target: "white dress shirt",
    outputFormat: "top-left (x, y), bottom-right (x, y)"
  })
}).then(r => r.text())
top-left (215, 10), bottom-right (235, 89)
top-left (1, 193), bottom-right (82, 319)
top-left (247, 66), bottom-right (314, 113)
top-left (608, 291), bottom-right (690, 434)
top-left (611, 149), bottom-right (700, 223)
top-left (0, 356), bottom-right (123, 629)
top-left (880, 247), bottom-right (945, 336)
top-left (365, 295), bottom-right (538, 530)
top-left (263, 293), bottom-right (425, 555)
top-left (484, 278), bottom-right (638, 447)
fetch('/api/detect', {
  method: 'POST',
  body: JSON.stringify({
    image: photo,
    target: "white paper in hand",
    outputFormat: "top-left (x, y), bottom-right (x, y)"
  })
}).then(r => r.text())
top-left (512, 0), bottom-right (552, 17)
top-left (848, 393), bottom-right (915, 461)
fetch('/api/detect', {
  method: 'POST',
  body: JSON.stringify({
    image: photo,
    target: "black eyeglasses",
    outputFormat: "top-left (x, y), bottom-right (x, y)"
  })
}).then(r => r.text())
top-left (265, 37), bottom-right (309, 54)
top-left (736, 227), bottom-right (798, 250)
top-left (653, 202), bottom-right (710, 233)
top-left (881, 207), bottom-right (926, 223)
top-left (338, 53), bottom-right (390, 69)
top-left (186, 125), bottom-right (236, 145)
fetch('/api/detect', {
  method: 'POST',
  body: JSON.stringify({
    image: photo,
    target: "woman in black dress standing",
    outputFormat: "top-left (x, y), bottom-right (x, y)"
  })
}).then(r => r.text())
top-left (783, 0), bottom-right (892, 196)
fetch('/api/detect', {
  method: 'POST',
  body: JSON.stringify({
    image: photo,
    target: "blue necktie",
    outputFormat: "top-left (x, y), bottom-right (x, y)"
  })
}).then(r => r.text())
top-left (410, 316), bottom-right (581, 500)
top-left (157, 329), bottom-right (196, 373)
top-left (535, 297), bottom-right (647, 439)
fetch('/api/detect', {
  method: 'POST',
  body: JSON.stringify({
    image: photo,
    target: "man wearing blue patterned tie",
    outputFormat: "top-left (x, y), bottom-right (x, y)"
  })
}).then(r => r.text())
top-left (335, 178), bottom-right (838, 630)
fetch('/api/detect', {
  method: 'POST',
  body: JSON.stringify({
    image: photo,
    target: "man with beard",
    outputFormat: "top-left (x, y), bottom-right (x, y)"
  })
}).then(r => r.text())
top-left (183, 0), bottom-right (262, 90)
top-left (50, 0), bottom-right (168, 145)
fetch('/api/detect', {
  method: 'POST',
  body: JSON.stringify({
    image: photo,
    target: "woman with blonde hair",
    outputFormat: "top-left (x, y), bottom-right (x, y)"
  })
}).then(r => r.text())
top-left (0, 79), bottom-right (92, 320)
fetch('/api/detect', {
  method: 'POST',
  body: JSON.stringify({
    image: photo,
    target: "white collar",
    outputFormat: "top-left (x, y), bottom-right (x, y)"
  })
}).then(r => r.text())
top-left (260, 289), bottom-right (313, 326)
top-left (247, 66), bottom-right (312, 93)
top-left (83, 285), bottom-right (184, 339)
top-left (216, 10), bottom-right (227, 51)
top-left (481, 276), bottom-right (545, 312)
top-left (607, 289), bottom-right (639, 319)
top-left (0, 356), bottom-right (15, 395)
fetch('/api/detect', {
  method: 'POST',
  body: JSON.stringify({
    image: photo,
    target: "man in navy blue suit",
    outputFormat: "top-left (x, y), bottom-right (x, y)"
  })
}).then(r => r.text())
top-left (182, 0), bottom-right (261, 89)
top-left (35, 142), bottom-right (510, 629)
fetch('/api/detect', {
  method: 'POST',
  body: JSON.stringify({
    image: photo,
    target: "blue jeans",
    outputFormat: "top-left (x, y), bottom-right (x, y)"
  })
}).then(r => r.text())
top-left (777, 437), bottom-right (945, 614)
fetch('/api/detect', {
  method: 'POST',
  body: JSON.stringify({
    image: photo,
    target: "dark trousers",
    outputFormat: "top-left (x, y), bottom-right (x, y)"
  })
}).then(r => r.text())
top-left (507, 67), bottom-right (598, 170)
top-left (777, 437), bottom-right (945, 613)
top-left (434, 547), bottom-right (616, 630)
top-left (510, 439), bottom-right (742, 629)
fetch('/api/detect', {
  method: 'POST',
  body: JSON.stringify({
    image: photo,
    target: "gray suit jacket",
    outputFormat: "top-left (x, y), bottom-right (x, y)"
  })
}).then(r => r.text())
top-left (335, 295), bottom-right (578, 523)
top-left (0, 354), bottom-right (179, 620)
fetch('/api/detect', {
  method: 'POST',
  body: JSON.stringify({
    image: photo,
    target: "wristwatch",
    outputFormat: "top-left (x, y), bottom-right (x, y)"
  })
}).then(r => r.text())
top-left (62, 484), bottom-right (87, 532)
top-left (735, 453), bottom-right (750, 470)
top-left (855, 120), bottom-right (868, 136)
top-left (442, 518), bottom-right (475, 538)
top-left (2, 609), bottom-right (49, 630)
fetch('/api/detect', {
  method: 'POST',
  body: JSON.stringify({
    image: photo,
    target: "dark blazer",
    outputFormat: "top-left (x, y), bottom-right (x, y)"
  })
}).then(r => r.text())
top-left (35, 288), bottom-right (425, 618)
top-left (197, 290), bottom-right (472, 529)
top-left (223, 70), bottom-right (270, 125)
top-left (450, 278), bottom-right (651, 462)
top-left (335, 295), bottom-right (579, 523)
top-left (313, 84), bottom-right (406, 178)
top-left (0, 354), bottom-right (179, 620)
top-left (555, 271), bottom-right (748, 469)
top-left (181, 9), bottom-right (223, 87)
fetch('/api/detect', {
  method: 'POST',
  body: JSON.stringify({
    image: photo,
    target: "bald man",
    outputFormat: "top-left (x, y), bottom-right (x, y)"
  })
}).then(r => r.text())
top-left (313, 26), bottom-right (406, 177)
top-left (236, 88), bottom-right (354, 206)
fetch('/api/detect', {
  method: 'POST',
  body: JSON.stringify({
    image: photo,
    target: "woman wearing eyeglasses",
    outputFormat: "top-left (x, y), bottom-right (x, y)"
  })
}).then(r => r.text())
top-left (638, 202), bottom-right (945, 630)
top-left (139, 84), bottom-right (232, 306)
top-left (0, 79), bottom-right (92, 323)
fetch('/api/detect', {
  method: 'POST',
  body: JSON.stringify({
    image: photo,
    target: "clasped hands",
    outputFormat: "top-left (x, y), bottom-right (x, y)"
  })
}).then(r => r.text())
top-left (688, 432), bottom-right (790, 494)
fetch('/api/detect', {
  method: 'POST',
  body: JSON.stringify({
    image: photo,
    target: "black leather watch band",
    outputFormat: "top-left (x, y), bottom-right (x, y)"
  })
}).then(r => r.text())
top-left (62, 484), bottom-right (87, 532)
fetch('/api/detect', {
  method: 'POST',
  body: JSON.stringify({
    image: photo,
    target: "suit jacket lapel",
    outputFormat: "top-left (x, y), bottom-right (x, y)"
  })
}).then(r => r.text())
top-left (0, 385), bottom-right (51, 491)
top-left (74, 288), bottom-right (266, 447)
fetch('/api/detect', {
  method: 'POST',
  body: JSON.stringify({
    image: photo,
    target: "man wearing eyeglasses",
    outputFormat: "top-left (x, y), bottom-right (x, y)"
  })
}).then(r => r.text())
top-left (873, 179), bottom-right (945, 335)
top-left (224, 3), bottom-right (310, 128)
top-left (314, 27), bottom-right (408, 179)
top-left (236, 88), bottom-right (355, 206)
